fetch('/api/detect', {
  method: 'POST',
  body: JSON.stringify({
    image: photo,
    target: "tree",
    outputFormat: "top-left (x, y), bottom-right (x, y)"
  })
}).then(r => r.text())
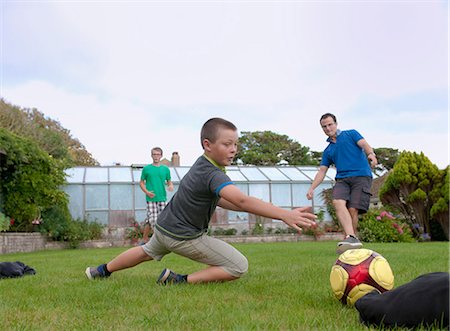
top-left (379, 151), bottom-right (444, 240)
top-left (373, 147), bottom-right (400, 176)
top-left (0, 99), bottom-right (98, 166)
top-left (430, 166), bottom-right (449, 240)
top-left (0, 128), bottom-right (68, 230)
top-left (236, 131), bottom-right (318, 166)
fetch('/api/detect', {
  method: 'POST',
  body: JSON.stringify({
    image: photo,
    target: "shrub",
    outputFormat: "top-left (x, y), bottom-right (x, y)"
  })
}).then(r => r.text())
top-left (224, 228), bottom-right (237, 235)
top-left (126, 219), bottom-right (143, 240)
top-left (40, 204), bottom-right (72, 241)
top-left (0, 212), bottom-right (12, 232)
top-left (359, 209), bottom-right (414, 243)
top-left (39, 204), bottom-right (105, 248)
top-left (0, 128), bottom-right (68, 230)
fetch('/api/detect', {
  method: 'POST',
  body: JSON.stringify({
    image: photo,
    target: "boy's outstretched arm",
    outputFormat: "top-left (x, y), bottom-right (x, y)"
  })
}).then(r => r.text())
top-left (219, 185), bottom-right (316, 232)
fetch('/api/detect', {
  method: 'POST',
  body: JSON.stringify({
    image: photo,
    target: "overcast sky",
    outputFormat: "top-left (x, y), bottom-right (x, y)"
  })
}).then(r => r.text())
top-left (2, 1), bottom-right (448, 168)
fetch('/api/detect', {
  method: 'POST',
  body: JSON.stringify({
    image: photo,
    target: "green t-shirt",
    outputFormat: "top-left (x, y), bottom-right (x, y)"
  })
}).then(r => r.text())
top-left (140, 164), bottom-right (171, 202)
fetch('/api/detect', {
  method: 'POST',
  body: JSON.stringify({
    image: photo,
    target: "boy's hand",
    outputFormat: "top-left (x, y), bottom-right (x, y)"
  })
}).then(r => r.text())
top-left (283, 207), bottom-right (317, 233)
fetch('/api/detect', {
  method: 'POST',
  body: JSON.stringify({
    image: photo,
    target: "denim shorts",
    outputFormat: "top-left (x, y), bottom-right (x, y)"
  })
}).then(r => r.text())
top-left (142, 228), bottom-right (248, 278)
top-left (332, 176), bottom-right (372, 213)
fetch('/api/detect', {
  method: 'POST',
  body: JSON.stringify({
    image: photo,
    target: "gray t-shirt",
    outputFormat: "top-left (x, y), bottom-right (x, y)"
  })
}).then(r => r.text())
top-left (155, 155), bottom-right (233, 240)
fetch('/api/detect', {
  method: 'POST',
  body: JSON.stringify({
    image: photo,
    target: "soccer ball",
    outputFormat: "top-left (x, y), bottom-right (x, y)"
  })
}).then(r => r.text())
top-left (330, 248), bottom-right (394, 306)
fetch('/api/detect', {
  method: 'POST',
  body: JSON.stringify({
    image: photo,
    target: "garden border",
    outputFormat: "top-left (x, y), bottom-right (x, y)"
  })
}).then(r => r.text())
top-left (0, 232), bottom-right (345, 254)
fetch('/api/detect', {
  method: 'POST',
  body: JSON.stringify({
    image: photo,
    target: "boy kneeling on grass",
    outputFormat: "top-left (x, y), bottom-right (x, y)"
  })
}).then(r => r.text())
top-left (85, 118), bottom-right (317, 285)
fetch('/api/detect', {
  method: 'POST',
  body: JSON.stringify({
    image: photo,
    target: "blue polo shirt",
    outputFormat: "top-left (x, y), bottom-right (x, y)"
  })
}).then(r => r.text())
top-left (321, 129), bottom-right (372, 179)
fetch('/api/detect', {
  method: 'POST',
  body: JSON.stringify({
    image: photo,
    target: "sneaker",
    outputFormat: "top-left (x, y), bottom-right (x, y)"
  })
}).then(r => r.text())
top-left (336, 235), bottom-right (363, 254)
top-left (85, 264), bottom-right (110, 280)
top-left (156, 268), bottom-right (186, 285)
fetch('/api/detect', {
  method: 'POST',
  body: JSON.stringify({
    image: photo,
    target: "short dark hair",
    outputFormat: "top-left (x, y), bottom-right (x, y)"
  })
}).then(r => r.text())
top-left (200, 118), bottom-right (237, 148)
top-left (151, 147), bottom-right (163, 155)
top-left (320, 113), bottom-right (337, 123)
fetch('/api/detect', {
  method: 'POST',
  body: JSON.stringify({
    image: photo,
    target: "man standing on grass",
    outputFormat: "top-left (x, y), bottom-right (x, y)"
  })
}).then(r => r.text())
top-left (140, 147), bottom-right (174, 244)
top-left (306, 113), bottom-right (377, 254)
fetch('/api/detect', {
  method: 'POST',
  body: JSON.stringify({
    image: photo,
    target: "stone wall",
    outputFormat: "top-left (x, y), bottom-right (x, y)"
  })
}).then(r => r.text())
top-left (0, 233), bottom-right (133, 254)
top-left (1, 231), bottom-right (345, 255)
top-left (0, 233), bottom-right (47, 254)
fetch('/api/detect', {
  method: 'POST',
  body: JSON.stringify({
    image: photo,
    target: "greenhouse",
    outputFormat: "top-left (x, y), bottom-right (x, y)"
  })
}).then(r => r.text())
top-left (63, 165), bottom-right (338, 229)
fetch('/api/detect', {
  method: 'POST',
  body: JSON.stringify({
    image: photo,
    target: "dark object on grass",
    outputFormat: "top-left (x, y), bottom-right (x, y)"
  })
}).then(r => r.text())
top-left (355, 272), bottom-right (449, 329)
top-left (0, 261), bottom-right (36, 279)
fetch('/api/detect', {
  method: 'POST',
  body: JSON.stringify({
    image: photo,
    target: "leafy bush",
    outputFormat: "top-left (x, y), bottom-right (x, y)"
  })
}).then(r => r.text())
top-left (0, 212), bottom-right (12, 232)
top-left (359, 209), bottom-right (414, 243)
top-left (0, 128), bottom-right (68, 230)
top-left (40, 204), bottom-right (72, 241)
top-left (126, 219), bottom-right (143, 240)
top-left (39, 204), bottom-right (104, 248)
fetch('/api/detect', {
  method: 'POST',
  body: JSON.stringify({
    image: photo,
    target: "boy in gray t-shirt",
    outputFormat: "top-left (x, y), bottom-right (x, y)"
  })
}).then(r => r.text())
top-left (86, 118), bottom-right (317, 284)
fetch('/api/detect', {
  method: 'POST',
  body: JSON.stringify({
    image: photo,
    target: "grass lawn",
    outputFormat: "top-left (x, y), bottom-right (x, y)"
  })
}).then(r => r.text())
top-left (0, 241), bottom-right (448, 330)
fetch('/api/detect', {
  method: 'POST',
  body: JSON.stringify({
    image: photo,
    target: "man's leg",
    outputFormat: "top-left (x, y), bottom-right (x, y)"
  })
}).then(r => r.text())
top-left (348, 207), bottom-right (359, 235)
top-left (333, 199), bottom-right (356, 236)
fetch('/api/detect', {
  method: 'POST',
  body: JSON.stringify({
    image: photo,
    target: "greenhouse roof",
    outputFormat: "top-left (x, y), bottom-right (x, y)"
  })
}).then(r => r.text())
top-left (64, 165), bottom-right (344, 184)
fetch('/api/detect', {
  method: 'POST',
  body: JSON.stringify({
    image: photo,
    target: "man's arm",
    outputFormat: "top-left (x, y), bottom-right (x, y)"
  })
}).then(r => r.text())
top-left (357, 138), bottom-right (378, 167)
top-left (306, 165), bottom-right (328, 200)
top-left (219, 185), bottom-right (316, 232)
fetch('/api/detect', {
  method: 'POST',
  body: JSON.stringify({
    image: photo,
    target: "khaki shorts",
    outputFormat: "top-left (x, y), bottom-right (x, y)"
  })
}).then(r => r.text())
top-left (142, 228), bottom-right (248, 278)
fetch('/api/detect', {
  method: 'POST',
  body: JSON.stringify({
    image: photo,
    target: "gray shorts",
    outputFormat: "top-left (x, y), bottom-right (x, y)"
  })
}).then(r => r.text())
top-left (332, 176), bottom-right (372, 213)
top-left (142, 228), bottom-right (248, 278)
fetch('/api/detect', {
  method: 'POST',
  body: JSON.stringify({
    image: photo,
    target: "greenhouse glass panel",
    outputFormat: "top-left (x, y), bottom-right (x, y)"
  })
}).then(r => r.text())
top-left (249, 183), bottom-right (270, 202)
top-left (64, 185), bottom-right (83, 220)
top-left (298, 169), bottom-right (319, 180)
top-left (110, 184), bottom-right (133, 210)
top-left (85, 185), bottom-right (108, 209)
top-left (259, 167), bottom-right (289, 181)
top-left (271, 183), bottom-right (291, 207)
top-left (109, 167), bottom-right (132, 182)
top-left (239, 167), bottom-right (267, 181)
top-left (292, 184), bottom-right (310, 207)
top-left (279, 167), bottom-right (311, 181)
top-left (85, 168), bottom-right (108, 183)
top-left (65, 168), bottom-right (85, 183)
top-left (132, 169), bottom-right (142, 183)
top-left (226, 166), bottom-right (239, 171)
top-left (166, 184), bottom-right (178, 201)
top-left (175, 167), bottom-right (190, 179)
top-left (227, 170), bottom-right (247, 182)
top-left (135, 210), bottom-right (146, 223)
top-left (314, 183), bottom-right (333, 205)
top-left (228, 211), bottom-right (249, 223)
top-left (134, 184), bottom-right (147, 209)
top-left (234, 183), bottom-right (248, 195)
top-left (326, 167), bottom-right (337, 180)
top-left (169, 168), bottom-right (180, 182)
top-left (86, 211), bottom-right (108, 225)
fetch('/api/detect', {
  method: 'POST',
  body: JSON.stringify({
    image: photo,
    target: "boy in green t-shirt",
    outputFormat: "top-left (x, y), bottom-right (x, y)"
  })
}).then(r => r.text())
top-left (140, 147), bottom-right (174, 243)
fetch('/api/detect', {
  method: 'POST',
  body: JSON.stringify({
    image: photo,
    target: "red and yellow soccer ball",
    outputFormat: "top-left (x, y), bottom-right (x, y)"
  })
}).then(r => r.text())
top-left (330, 249), bottom-right (394, 306)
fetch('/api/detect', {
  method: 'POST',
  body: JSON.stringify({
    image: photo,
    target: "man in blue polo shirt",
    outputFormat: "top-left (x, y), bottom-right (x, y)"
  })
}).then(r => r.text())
top-left (307, 113), bottom-right (378, 254)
